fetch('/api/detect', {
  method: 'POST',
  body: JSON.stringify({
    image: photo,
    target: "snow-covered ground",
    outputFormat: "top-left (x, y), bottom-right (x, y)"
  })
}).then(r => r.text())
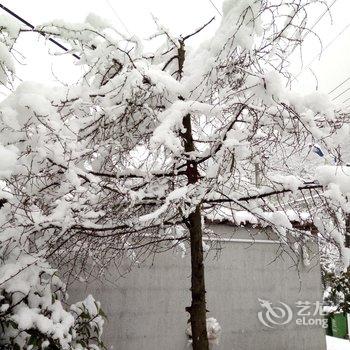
top-left (326, 336), bottom-right (350, 350)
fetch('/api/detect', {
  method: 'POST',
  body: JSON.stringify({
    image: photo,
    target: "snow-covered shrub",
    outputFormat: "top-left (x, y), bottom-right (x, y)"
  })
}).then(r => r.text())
top-left (70, 295), bottom-right (106, 350)
top-left (0, 249), bottom-right (106, 350)
top-left (323, 268), bottom-right (350, 314)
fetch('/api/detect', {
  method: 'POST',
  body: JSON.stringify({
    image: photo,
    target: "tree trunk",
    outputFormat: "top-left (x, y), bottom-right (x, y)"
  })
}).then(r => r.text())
top-left (182, 113), bottom-right (209, 350)
top-left (177, 39), bottom-right (209, 349)
top-left (345, 213), bottom-right (350, 248)
top-left (188, 205), bottom-right (209, 349)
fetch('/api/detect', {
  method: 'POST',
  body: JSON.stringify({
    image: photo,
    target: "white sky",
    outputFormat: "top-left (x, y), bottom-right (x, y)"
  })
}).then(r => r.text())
top-left (2, 0), bottom-right (350, 106)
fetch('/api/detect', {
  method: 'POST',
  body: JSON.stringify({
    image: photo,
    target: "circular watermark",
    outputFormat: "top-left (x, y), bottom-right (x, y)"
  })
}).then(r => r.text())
top-left (258, 298), bottom-right (293, 328)
top-left (257, 299), bottom-right (328, 329)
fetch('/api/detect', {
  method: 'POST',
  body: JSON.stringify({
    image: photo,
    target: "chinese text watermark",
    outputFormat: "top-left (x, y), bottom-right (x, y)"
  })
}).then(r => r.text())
top-left (257, 299), bottom-right (328, 328)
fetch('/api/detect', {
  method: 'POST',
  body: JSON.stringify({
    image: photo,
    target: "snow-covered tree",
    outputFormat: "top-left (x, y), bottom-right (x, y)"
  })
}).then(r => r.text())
top-left (1, 1), bottom-right (350, 348)
top-left (0, 11), bottom-right (109, 350)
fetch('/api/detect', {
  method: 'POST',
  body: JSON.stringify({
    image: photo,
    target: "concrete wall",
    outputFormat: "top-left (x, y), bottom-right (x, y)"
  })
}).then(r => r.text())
top-left (68, 225), bottom-right (327, 350)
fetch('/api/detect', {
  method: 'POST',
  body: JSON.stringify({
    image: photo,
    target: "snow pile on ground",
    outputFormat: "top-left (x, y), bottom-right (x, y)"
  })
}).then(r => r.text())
top-left (326, 336), bottom-right (350, 350)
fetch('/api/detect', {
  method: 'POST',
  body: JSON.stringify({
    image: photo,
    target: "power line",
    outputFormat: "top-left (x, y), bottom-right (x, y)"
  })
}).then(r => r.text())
top-left (0, 3), bottom-right (34, 29)
top-left (332, 85), bottom-right (350, 101)
top-left (0, 3), bottom-right (80, 59)
top-left (342, 95), bottom-right (350, 104)
top-left (284, 0), bottom-right (350, 105)
top-left (307, 0), bottom-right (338, 34)
top-left (208, 0), bottom-right (222, 17)
top-left (214, 0), bottom-right (337, 30)
top-left (294, 20), bottom-right (350, 80)
top-left (289, 0), bottom-right (350, 97)
top-left (104, 0), bottom-right (131, 36)
top-left (328, 76), bottom-right (350, 94)
top-left (281, 0), bottom-right (338, 72)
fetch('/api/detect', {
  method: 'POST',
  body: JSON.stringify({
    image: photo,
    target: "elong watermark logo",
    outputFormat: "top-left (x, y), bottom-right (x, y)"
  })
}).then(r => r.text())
top-left (257, 299), bottom-right (328, 328)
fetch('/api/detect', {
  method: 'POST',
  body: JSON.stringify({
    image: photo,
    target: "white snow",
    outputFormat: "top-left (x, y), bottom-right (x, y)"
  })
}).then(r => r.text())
top-left (316, 166), bottom-right (350, 197)
top-left (85, 13), bottom-right (111, 30)
top-left (263, 211), bottom-right (293, 230)
top-left (270, 174), bottom-right (303, 193)
top-left (151, 100), bottom-right (220, 153)
top-left (0, 144), bottom-right (17, 177)
top-left (326, 336), bottom-right (350, 350)
top-left (139, 186), bottom-right (189, 222)
top-left (0, 14), bottom-right (22, 38)
top-left (0, 42), bottom-right (15, 72)
top-left (303, 92), bottom-right (334, 119)
top-left (186, 317), bottom-right (222, 345)
top-left (206, 317), bottom-right (222, 345)
top-left (0, 41), bottom-right (15, 85)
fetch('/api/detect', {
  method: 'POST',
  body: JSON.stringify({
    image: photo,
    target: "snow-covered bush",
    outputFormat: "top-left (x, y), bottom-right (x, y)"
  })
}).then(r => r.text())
top-left (0, 248), bottom-right (106, 349)
top-left (323, 268), bottom-right (350, 315)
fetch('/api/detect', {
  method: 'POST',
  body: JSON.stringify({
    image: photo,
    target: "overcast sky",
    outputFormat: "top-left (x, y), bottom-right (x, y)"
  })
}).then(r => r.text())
top-left (2, 0), bottom-right (350, 106)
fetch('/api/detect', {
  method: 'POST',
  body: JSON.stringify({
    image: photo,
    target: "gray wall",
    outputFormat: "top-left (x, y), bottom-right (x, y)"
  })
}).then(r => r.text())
top-left (68, 225), bottom-right (327, 350)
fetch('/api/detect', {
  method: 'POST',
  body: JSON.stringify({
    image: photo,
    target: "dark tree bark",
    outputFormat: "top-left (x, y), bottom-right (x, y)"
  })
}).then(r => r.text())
top-left (345, 214), bottom-right (350, 248)
top-left (187, 204), bottom-right (209, 350)
top-left (182, 112), bottom-right (209, 350)
top-left (177, 40), bottom-right (209, 350)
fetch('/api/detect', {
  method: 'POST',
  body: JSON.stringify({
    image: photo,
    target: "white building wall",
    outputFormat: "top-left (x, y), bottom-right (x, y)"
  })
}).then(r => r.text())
top-left (68, 225), bottom-right (327, 350)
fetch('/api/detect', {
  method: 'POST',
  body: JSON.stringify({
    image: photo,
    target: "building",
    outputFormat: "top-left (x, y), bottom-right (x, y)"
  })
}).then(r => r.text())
top-left (68, 223), bottom-right (326, 350)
